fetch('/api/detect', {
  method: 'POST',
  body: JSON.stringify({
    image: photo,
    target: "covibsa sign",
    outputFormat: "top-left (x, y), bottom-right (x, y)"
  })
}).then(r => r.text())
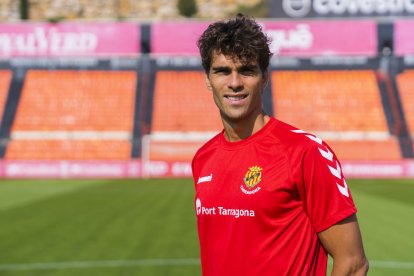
top-left (270, 0), bottom-right (414, 18)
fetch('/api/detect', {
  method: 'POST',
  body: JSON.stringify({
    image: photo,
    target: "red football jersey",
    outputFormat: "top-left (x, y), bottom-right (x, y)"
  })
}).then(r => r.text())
top-left (192, 117), bottom-right (356, 276)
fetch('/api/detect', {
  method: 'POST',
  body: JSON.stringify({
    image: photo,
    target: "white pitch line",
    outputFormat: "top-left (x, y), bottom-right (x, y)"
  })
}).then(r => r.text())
top-left (0, 258), bottom-right (413, 271)
top-left (0, 258), bottom-right (200, 271)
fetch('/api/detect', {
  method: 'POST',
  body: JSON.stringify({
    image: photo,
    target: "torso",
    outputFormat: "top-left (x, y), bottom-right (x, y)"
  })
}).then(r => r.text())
top-left (193, 117), bottom-right (344, 275)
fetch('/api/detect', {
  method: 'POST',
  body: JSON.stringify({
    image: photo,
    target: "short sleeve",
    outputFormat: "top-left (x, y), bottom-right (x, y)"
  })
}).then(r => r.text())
top-left (298, 141), bottom-right (357, 233)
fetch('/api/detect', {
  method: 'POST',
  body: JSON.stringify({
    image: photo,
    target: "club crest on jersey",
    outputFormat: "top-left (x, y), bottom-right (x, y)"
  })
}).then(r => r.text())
top-left (243, 166), bottom-right (262, 189)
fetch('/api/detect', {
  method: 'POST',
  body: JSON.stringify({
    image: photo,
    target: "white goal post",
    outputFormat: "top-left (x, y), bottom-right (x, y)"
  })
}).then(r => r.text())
top-left (141, 132), bottom-right (217, 177)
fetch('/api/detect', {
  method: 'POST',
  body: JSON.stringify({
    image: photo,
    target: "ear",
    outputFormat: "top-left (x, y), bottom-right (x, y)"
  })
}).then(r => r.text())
top-left (205, 73), bottom-right (213, 91)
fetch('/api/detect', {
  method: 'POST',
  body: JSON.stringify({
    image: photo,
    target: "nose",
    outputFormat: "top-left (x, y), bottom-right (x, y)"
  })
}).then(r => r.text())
top-left (228, 72), bottom-right (243, 91)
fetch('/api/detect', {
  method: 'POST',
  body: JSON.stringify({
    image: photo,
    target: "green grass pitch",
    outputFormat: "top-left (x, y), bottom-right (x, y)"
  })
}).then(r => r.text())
top-left (0, 178), bottom-right (413, 275)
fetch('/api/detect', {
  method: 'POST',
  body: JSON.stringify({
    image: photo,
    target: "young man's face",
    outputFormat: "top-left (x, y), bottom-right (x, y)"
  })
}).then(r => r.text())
top-left (205, 52), bottom-right (268, 125)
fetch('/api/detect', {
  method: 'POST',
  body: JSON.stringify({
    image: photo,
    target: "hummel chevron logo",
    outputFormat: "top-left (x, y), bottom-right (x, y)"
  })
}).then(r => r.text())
top-left (197, 174), bottom-right (213, 184)
top-left (291, 130), bottom-right (323, 145)
top-left (328, 161), bottom-right (350, 197)
top-left (291, 129), bottom-right (349, 197)
top-left (319, 147), bottom-right (333, 162)
top-left (337, 179), bottom-right (349, 197)
top-left (328, 160), bottom-right (342, 179)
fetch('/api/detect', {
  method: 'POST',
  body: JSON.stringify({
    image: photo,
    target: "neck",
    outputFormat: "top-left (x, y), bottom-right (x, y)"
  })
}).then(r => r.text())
top-left (222, 111), bottom-right (270, 142)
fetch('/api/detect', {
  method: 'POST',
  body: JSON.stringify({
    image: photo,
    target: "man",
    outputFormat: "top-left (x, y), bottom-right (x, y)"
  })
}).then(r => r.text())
top-left (192, 14), bottom-right (369, 275)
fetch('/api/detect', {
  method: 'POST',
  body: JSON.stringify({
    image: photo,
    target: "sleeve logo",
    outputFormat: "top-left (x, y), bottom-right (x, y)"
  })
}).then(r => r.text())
top-left (291, 129), bottom-right (349, 197)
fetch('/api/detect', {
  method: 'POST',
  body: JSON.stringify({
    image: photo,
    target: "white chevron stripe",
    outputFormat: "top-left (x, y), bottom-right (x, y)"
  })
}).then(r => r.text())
top-left (328, 161), bottom-right (342, 179)
top-left (291, 129), bottom-right (349, 197)
top-left (291, 130), bottom-right (305, 134)
top-left (337, 179), bottom-right (349, 197)
top-left (319, 147), bottom-right (333, 162)
top-left (306, 134), bottom-right (323, 145)
top-left (291, 129), bottom-right (323, 145)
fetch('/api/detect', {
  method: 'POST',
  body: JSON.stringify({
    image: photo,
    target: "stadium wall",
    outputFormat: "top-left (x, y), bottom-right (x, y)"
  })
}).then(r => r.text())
top-left (0, 160), bottom-right (412, 179)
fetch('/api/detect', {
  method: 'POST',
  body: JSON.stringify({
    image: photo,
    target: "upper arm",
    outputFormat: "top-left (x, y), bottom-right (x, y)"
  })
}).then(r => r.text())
top-left (318, 214), bottom-right (369, 275)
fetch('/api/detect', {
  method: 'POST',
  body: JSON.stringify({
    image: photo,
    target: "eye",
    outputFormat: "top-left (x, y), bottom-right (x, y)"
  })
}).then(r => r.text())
top-left (240, 68), bottom-right (258, 76)
top-left (213, 68), bottom-right (230, 75)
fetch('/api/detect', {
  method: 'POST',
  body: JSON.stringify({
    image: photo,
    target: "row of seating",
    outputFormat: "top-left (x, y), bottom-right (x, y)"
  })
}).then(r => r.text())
top-left (13, 70), bottom-right (137, 131)
top-left (6, 70), bottom-right (137, 160)
top-left (0, 70), bottom-right (12, 123)
top-left (151, 71), bottom-right (222, 132)
top-left (2, 69), bottom-right (413, 161)
top-left (271, 70), bottom-right (388, 132)
top-left (396, 70), bottom-right (414, 135)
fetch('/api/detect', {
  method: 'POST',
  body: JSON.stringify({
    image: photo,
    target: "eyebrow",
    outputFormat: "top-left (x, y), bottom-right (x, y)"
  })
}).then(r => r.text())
top-left (211, 66), bottom-right (230, 71)
top-left (239, 64), bottom-right (258, 71)
top-left (211, 64), bottom-right (258, 71)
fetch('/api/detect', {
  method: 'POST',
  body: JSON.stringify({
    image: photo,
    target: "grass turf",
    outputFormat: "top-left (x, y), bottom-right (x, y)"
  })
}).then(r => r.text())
top-left (0, 178), bottom-right (413, 275)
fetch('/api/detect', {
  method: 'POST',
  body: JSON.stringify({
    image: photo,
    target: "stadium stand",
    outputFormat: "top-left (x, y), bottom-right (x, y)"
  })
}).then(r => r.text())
top-left (395, 69), bottom-right (414, 158)
top-left (5, 70), bottom-right (137, 160)
top-left (324, 138), bottom-right (402, 161)
top-left (272, 70), bottom-right (388, 132)
top-left (0, 19), bottom-right (412, 177)
top-left (12, 70), bottom-right (136, 131)
top-left (271, 70), bottom-right (402, 160)
top-left (0, 70), bottom-right (12, 123)
top-left (145, 70), bottom-right (222, 162)
top-left (396, 70), bottom-right (414, 135)
top-left (151, 71), bottom-right (222, 132)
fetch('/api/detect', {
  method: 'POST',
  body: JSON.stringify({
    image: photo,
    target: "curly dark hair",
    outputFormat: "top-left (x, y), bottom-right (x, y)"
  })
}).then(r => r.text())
top-left (197, 13), bottom-right (273, 74)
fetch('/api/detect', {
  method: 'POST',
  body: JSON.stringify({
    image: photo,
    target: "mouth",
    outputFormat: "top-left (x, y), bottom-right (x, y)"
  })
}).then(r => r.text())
top-left (224, 94), bottom-right (248, 103)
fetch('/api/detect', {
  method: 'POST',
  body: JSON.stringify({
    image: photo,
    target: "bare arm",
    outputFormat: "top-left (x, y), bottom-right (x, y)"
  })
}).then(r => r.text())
top-left (318, 214), bottom-right (369, 276)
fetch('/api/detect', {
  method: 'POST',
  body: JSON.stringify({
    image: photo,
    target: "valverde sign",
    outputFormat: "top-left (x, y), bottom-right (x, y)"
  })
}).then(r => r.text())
top-left (0, 22), bottom-right (140, 57)
top-left (152, 20), bottom-right (376, 56)
top-left (263, 20), bottom-right (376, 56)
top-left (270, 0), bottom-right (414, 18)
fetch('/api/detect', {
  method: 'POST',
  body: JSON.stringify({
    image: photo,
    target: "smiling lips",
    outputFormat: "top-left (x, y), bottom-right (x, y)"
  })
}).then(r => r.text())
top-left (225, 94), bottom-right (248, 104)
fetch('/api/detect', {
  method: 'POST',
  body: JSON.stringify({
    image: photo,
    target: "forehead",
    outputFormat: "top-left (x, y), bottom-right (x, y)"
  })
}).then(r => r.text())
top-left (210, 51), bottom-right (259, 68)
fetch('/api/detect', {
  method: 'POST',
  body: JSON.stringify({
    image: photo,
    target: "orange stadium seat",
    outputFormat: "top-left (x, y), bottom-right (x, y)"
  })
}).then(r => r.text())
top-left (5, 140), bottom-right (131, 160)
top-left (327, 139), bottom-right (401, 161)
top-left (396, 70), bottom-right (414, 134)
top-left (13, 70), bottom-right (137, 131)
top-left (0, 70), bottom-right (12, 122)
top-left (271, 70), bottom-right (388, 132)
top-left (7, 70), bottom-right (136, 161)
top-left (272, 70), bottom-right (402, 160)
top-left (151, 71), bottom-right (222, 132)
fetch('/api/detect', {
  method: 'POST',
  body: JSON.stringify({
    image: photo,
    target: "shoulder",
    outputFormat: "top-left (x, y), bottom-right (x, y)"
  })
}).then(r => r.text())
top-left (270, 119), bottom-right (317, 152)
top-left (270, 119), bottom-right (338, 171)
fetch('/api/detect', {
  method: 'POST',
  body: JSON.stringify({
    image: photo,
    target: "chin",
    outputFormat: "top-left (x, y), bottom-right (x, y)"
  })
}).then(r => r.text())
top-left (223, 113), bottom-right (249, 123)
